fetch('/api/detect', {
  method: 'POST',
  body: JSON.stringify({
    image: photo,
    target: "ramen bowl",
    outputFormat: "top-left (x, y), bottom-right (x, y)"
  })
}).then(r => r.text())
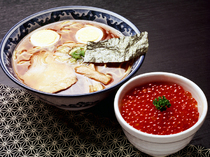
top-left (114, 72), bottom-right (208, 157)
top-left (0, 6), bottom-right (145, 110)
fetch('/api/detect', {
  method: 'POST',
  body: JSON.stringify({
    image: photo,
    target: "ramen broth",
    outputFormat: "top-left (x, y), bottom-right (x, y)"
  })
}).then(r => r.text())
top-left (12, 20), bottom-right (133, 94)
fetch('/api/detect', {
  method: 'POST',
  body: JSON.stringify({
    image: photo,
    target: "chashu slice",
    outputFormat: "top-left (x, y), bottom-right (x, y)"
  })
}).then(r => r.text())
top-left (20, 51), bottom-right (77, 93)
top-left (89, 82), bottom-right (104, 93)
top-left (75, 65), bottom-right (111, 85)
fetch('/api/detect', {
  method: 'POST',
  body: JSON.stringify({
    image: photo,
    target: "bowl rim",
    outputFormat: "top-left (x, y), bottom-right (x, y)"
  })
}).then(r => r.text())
top-left (0, 6), bottom-right (145, 97)
top-left (114, 71), bottom-right (208, 139)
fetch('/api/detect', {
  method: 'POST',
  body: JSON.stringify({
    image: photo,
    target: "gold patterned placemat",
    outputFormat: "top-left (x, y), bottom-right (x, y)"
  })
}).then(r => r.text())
top-left (0, 84), bottom-right (209, 157)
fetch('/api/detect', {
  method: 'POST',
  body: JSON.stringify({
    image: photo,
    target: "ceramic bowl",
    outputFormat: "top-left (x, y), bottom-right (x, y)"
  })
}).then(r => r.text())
top-left (114, 72), bottom-right (208, 157)
top-left (0, 6), bottom-right (145, 110)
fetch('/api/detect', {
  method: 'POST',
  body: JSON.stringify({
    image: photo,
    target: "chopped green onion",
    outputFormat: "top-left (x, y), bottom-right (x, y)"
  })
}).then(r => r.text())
top-left (153, 96), bottom-right (171, 112)
top-left (69, 47), bottom-right (86, 60)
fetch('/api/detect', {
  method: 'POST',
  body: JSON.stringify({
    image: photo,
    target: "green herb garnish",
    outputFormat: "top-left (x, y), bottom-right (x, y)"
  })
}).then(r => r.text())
top-left (153, 96), bottom-right (171, 112)
top-left (70, 47), bottom-right (85, 60)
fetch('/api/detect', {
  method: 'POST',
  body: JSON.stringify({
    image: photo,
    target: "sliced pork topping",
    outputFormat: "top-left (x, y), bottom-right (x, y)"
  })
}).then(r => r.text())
top-left (20, 51), bottom-right (77, 93)
top-left (89, 82), bottom-right (104, 93)
top-left (75, 65), bottom-right (112, 85)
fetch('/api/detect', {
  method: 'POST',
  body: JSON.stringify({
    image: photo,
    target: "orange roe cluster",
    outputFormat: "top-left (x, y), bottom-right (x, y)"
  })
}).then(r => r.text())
top-left (120, 82), bottom-right (199, 135)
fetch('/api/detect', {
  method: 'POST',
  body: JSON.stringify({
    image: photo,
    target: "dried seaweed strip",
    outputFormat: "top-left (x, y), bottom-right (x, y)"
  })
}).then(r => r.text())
top-left (84, 31), bottom-right (149, 63)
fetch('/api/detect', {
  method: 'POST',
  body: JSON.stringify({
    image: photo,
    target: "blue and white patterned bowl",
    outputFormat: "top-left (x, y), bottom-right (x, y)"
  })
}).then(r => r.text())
top-left (0, 6), bottom-right (145, 110)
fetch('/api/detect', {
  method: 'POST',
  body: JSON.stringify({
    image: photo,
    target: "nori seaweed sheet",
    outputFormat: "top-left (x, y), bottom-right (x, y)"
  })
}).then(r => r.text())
top-left (84, 31), bottom-right (149, 63)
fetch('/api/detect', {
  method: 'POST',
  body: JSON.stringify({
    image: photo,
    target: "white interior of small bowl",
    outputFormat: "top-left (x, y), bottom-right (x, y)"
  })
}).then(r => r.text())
top-left (114, 72), bottom-right (208, 141)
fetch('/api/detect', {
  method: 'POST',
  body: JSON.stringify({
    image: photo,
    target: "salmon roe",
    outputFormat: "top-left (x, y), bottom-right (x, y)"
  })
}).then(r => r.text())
top-left (120, 82), bottom-right (199, 135)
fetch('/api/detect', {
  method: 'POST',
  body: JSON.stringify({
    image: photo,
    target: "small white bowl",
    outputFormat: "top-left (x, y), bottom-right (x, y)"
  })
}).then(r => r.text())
top-left (114, 72), bottom-right (208, 157)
